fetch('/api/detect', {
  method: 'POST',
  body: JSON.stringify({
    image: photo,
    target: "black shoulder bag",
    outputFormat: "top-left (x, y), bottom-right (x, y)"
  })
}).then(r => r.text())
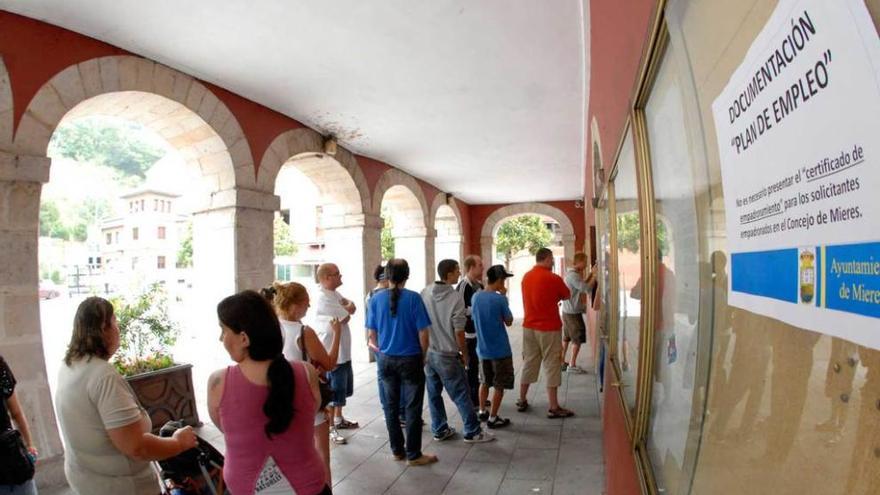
top-left (0, 428), bottom-right (35, 485)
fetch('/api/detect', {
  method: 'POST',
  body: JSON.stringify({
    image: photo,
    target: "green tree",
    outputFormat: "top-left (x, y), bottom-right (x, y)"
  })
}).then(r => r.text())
top-left (39, 200), bottom-right (69, 239)
top-left (274, 214), bottom-right (298, 257)
top-left (616, 212), bottom-right (669, 255)
top-left (176, 222), bottom-right (193, 268)
top-left (381, 213), bottom-right (395, 260)
top-left (48, 117), bottom-right (166, 180)
top-left (495, 215), bottom-right (553, 268)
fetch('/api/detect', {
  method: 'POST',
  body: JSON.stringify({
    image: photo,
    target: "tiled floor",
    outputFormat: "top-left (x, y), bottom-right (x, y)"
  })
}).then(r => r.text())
top-left (320, 322), bottom-right (605, 495)
top-left (42, 321), bottom-right (606, 494)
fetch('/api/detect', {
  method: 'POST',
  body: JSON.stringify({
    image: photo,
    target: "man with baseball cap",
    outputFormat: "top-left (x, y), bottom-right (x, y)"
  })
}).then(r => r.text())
top-left (471, 265), bottom-right (515, 428)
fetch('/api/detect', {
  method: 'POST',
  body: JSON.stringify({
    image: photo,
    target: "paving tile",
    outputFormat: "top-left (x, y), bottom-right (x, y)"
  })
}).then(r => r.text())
top-left (388, 468), bottom-right (453, 495)
top-left (515, 424), bottom-right (562, 450)
top-left (498, 478), bottom-right (555, 495)
top-left (442, 460), bottom-right (507, 495)
top-left (463, 429), bottom-right (520, 464)
top-left (333, 474), bottom-right (398, 495)
top-left (506, 448), bottom-right (559, 481)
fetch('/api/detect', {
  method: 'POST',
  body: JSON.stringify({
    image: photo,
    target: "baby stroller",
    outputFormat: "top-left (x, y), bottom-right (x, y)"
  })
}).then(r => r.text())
top-left (153, 421), bottom-right (229, 495)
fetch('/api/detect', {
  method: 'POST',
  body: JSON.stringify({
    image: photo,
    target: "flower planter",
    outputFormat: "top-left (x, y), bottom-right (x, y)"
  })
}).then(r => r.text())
top-left (126, 363), bottom-right (201, 434)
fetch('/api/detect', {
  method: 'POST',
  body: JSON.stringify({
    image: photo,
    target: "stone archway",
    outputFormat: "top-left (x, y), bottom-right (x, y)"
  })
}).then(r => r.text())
top-left (259, 128), bottom-right (376, 301)
top-left (0, 56), bottom-right (11, 148)
top-left (430, 193), bottom-right (464, 265)
top-left (479, 202), bottom-right (576, 271)
top-left (372, 169), bottom-right (433, 289)
top-left (0, 56), bottom-right (273, 484)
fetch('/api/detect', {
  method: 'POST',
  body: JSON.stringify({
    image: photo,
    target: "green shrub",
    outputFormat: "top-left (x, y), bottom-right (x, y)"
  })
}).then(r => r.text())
top-left (111, 284), bottom-right (180, 376)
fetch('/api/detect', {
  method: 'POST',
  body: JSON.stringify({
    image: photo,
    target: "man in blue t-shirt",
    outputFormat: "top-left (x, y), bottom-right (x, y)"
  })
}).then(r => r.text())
top-left (471, 265), bottom-right (515, 429)
top-left (366, 259), bottom-right (438, 466)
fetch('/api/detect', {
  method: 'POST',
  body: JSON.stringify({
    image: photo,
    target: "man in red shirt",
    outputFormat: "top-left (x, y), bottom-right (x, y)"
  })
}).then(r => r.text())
top-left (517, 247), bottom-right (574, 418)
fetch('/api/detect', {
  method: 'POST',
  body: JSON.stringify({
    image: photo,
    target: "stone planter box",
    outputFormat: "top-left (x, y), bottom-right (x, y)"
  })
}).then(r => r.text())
top-left (125, 363), bottom-right (201, 434)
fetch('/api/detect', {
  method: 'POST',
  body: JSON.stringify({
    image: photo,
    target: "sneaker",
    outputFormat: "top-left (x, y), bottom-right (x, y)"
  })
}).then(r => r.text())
top-left (330, 428), bottom-right (347, 445)
top-left (407, 454), bottom-right (439, 466)
top-left (478, 410), bottom-right (489, 422)
top-left (567, 365), bottom-right (587, 374)
top-left (433, 427), bottom-right (456, 441)
top-left (463, 432), bottom-right (495, 444)
top-left (487, 416), bottom-right (511, 429)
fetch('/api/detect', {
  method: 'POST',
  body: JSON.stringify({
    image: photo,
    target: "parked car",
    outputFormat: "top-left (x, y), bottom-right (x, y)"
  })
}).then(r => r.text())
top-left (39, 280), bottom-right (61, 300)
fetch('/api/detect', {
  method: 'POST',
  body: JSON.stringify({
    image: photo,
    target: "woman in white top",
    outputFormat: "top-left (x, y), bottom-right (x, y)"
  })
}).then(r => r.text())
top-left (262, 282), bottom-right (340, 485)
top-left (55, 297), bottom-right (197, 495)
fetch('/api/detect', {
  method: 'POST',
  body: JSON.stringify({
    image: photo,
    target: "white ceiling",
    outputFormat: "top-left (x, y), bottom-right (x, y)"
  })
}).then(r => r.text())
top-left (1, 0), bottom-right (589, 205)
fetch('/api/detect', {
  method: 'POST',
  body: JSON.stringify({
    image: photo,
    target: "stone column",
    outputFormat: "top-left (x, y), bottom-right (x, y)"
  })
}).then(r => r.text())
top-left (191, 188), bottom-right (280, 299)
top-left (434, 233), bottom-right (463, 265)
top-left (562, 234), bottom-right (576, 267)
top-left (0, 152), bottom-right (65, 487)
top-left (322, 212), bottom-right (382, 310)
top-left (481, 235), bottom-right (495, 269)
top-left (322, 213), bottom-right (381, 364)
top-left (394, 227), bottom-right (435, 292)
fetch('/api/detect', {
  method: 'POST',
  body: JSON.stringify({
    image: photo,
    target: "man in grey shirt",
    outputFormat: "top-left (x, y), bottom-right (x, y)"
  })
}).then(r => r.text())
top-left (421, 259), bottom-right (494, 444)
top-left (561, 253), bottom-right (597, 373)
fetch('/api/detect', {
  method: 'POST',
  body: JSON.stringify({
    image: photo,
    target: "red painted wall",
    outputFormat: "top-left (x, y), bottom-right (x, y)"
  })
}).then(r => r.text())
top-left (585, 1), bottom-right (657, 494)
top-left (603, 365), bottom-right (642, 495)
top-left (467, 201), bottom-right (586, 258)
top-left (584, 0), bottom-right (657, 224)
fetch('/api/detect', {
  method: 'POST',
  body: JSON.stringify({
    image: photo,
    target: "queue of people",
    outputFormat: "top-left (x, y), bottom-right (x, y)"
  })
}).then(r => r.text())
top-left (2, 250), bottom-right (593, 494)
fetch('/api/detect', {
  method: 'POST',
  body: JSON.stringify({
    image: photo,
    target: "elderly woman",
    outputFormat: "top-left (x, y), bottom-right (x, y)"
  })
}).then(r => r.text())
top-left (55, 297), bottom-right (197, 494)
top-left (0, 355), bottom-right (38, 494)
top-left (208, 290), bottom-right (329, 494)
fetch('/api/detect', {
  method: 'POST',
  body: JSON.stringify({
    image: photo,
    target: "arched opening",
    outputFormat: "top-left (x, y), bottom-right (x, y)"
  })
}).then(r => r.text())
top-left (272, 152), bottom-right (373, 362)
top-left (480, 202), bottom-right (576, 317)
top-left (0, 57), bottom-right (261, 474)
top-left (381, 184), bottom-right (430, 291)
top-left (37, 90), bottom-right (241, 414)
top-left (433, 201), bottom-right (463, 265)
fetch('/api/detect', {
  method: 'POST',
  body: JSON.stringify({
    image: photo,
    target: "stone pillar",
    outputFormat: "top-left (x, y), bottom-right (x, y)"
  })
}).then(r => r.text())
top-left (322, 213), bottom-right (382, 311)
top-left (394, 227), bottom-right (435, 292)
top-left (322, 213), bottom-right (381, 364)
top-left (434, 234), bottom-right (463, 265)
top-left (0, 152), bottom-right (65, 487)
top-left (191, 188), bottom-right (280, 300)
top-left (562, 234), bottom-right (576, 268)
top-left (480, 235), bottom-right (495, 269)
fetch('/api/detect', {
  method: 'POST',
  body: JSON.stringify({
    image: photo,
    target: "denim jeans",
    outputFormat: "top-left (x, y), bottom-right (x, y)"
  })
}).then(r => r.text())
top-left (465, 337), bottom-right (480, 406)
top-left (0, 479), bottom-right (37, 495)
top-left (377, 353), bottom-right (426, 460)
top-left (425, 351), bottom-right (482, 438)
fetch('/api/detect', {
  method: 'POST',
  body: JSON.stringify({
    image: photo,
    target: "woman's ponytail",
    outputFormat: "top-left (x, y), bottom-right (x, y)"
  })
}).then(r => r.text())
top-left (264, 354), bottom-right (295, 438)
top-left (217, 290), bottom-right (295, 438)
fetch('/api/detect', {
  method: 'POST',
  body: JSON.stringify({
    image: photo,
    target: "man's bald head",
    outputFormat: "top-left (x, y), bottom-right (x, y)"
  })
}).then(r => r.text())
top-left (317, 263), bottom-right (342, 290)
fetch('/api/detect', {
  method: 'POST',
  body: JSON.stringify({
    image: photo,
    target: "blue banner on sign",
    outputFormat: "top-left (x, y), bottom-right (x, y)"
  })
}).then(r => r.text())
top-left (824, 242), bottom-right (880, 318)
top-left (731, 248), bottom-right (799, 303)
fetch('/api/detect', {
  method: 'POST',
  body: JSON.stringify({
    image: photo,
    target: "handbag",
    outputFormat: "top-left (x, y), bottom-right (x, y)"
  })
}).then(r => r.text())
top-left (0, 428), bottom-right (35, 485)
top-left (300, 329), bottom-right (334, 411)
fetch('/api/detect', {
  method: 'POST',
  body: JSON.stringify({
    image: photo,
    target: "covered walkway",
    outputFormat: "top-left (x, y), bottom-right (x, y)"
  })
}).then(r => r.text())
top-left (199, 321), bottom-right (605, 495)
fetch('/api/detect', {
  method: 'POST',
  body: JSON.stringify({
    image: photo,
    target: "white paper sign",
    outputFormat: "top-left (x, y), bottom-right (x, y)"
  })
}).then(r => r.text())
top-left (711, 0), bottom-right (880, 349)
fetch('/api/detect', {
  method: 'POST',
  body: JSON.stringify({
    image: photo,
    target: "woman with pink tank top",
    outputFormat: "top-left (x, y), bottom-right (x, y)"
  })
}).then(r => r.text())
top-left (207, 290), bottom-right (330, 495)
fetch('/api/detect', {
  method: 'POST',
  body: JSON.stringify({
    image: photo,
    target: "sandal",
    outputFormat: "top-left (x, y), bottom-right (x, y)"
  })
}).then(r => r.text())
top-left (487, 416), bottom-right (511, 429)
top-left (336, 418), bottom-right (359, 429)
top-left (547, 407), bottom-right (575, 419)
top-left (515, 399), bottom-right (529, 412)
